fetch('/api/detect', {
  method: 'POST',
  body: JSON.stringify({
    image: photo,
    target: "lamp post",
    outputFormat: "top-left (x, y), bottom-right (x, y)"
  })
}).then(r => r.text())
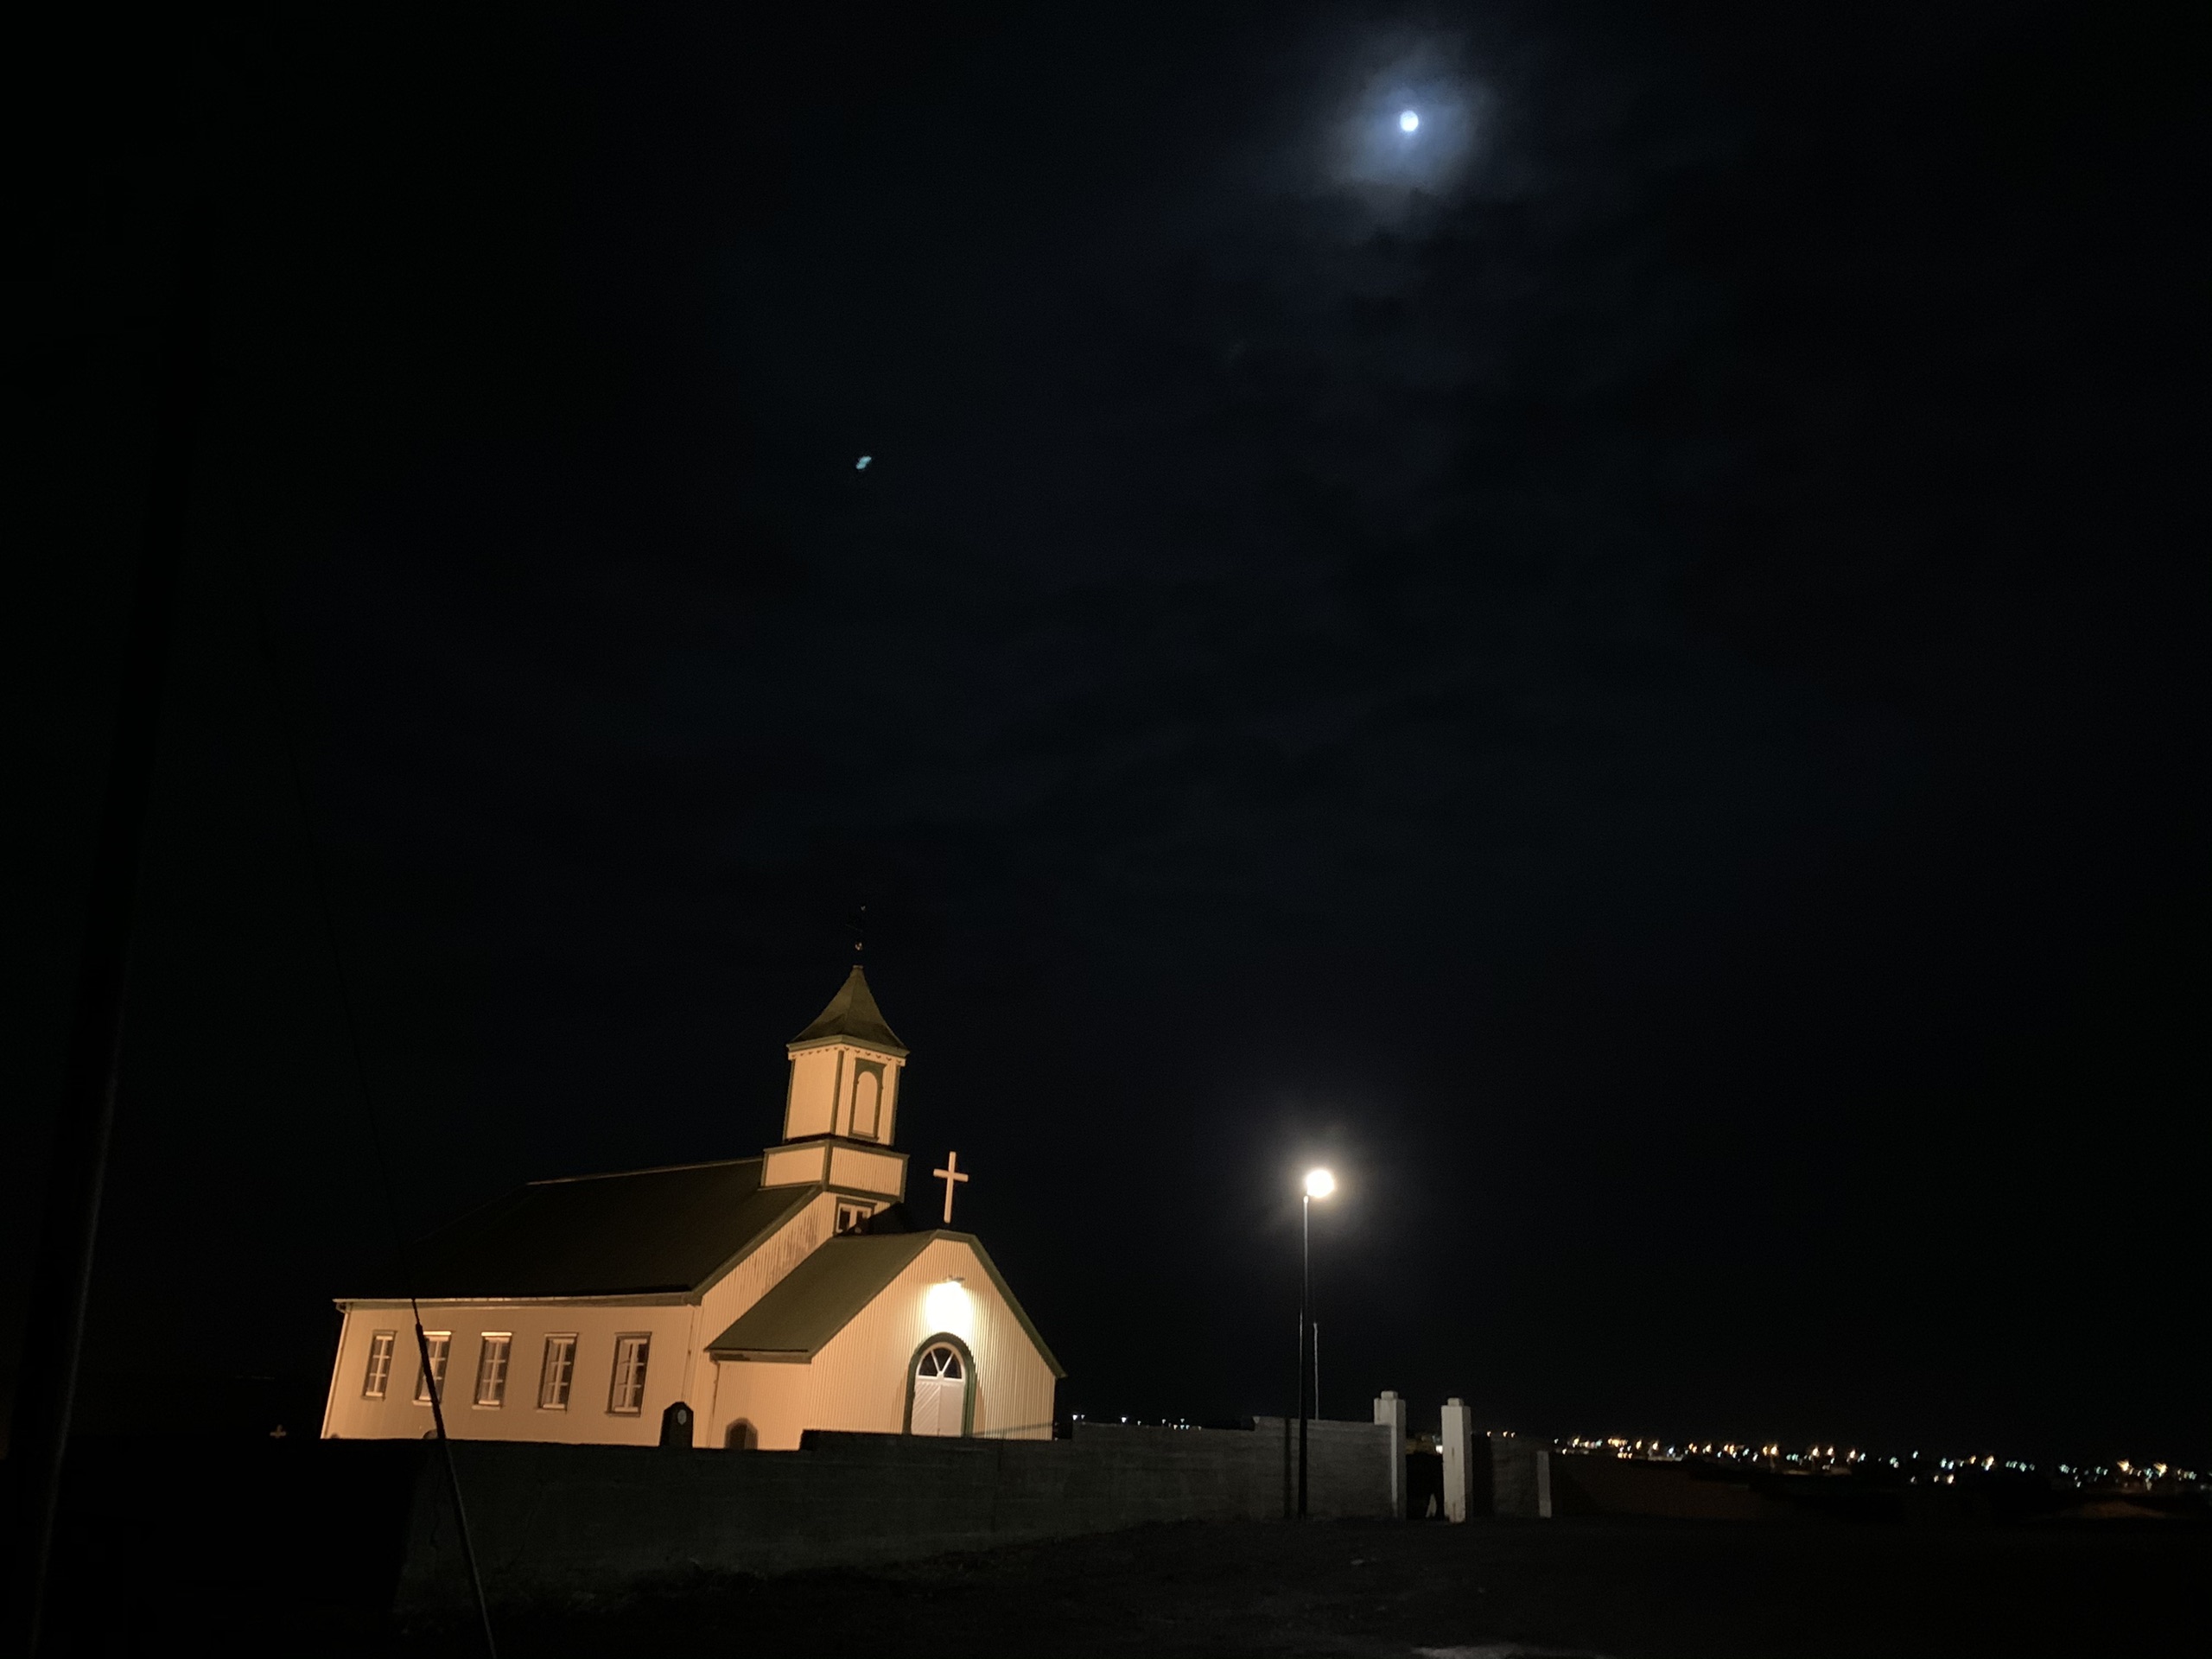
top-left (1298, 1166), bottom-right (1335, 1519)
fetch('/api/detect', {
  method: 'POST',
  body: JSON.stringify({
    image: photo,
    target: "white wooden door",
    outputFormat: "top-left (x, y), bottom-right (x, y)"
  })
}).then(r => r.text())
top-left (911, 1344), bottom-right (964, 1436)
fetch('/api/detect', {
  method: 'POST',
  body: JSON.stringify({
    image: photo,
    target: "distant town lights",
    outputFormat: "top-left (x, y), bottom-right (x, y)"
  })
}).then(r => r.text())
top-left (1410, 1433), bottom-right (2196, 1494)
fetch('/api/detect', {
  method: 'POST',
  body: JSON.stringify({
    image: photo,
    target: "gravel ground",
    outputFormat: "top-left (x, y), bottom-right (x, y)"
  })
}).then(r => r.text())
top-left (385, 1515), bottom-right (2204, 1658)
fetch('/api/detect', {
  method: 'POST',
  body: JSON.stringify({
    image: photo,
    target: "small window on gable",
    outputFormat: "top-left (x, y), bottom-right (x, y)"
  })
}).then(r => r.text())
top-left (836, 1200), bottom-right (874, 1235)
top-left (362, 1331), bottom-right (396, 1399)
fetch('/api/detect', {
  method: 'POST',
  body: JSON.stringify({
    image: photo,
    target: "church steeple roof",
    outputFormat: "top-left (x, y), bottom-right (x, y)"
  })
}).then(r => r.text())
top-left (789, 963), bottom-right (907, 1056)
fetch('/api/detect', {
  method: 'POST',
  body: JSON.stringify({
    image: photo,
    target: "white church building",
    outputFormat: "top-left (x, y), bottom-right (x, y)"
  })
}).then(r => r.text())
top-left (319, 965), bottom-right (1062, 1450)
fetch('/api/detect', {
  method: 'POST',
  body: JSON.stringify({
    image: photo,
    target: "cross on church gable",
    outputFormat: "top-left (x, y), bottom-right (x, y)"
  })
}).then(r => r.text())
top-left (931, 1152), bottom-right (969, 1225)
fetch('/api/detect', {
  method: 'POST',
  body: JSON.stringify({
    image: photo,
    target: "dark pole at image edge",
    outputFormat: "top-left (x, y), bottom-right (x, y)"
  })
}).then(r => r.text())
top-left (3, 219), bottom-right (207, 1656)
top-left (1298, 1186), bottom-right (1312, 1519)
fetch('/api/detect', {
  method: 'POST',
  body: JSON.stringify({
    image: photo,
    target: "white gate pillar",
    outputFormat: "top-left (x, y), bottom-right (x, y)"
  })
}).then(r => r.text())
top-left (1440, 1396), bottom-right (1473, 1522)
top-left (1373, 1389), bottom-right (1408, 1518)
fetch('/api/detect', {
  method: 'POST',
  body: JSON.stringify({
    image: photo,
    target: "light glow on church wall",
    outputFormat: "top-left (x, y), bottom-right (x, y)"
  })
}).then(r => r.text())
top-left (923, 1276), bottom-right (973, 1339)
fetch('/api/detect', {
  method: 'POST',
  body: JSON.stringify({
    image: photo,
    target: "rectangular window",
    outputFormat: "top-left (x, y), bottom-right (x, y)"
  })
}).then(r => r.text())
top-left (362, 1331), bottom-right (396, 1399)
top-left (836, 1200), bottom-right (874, 1235)
top-left (607, 1334), bottom-right (651, 1414)
top-left (474, 1334), bottom-right (512, 1407)
top-left (538, 1334), bottom-right (577, 1410)
top-left (414, 1332), bottom-right (451, 1404)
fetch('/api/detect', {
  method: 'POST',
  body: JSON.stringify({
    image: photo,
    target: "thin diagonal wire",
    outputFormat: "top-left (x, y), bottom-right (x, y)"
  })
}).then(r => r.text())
top-left (238, 543), bottom-right (498, 1657)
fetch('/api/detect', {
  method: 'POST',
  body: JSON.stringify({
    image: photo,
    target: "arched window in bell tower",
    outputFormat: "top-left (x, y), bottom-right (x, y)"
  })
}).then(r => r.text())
top-left (850, 1062), bottom-right (883, 1140)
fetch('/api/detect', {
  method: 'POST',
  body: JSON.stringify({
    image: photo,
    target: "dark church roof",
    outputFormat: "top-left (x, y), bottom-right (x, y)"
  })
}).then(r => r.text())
top-left (709, 1232), bottom-right (936, 1357)
top-left (389, 1158), bottom-right (810, 1299)
top-left (707, 1230), bottom-right (1065, 1376)
top-left (789, 963), bottom-right (907, 1055)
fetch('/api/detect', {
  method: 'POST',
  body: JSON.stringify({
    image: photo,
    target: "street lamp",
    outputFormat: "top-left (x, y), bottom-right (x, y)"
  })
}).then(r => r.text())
top-left (1299, 1167), bottom-right (1335, 1518)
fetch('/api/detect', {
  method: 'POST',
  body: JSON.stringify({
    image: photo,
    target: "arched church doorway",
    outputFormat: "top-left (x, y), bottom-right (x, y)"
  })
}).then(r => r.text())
top-left (906, 1338), bottom-right (970, 1437)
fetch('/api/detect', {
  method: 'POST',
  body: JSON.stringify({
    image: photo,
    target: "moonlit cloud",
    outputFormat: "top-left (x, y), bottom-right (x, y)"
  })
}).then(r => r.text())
top-left (1321, 39), bottom-right (1490, 205)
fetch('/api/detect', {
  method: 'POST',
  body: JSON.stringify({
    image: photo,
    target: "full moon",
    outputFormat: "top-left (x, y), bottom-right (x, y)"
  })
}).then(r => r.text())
top-left (1399, 110), bottom-right (1419, 132)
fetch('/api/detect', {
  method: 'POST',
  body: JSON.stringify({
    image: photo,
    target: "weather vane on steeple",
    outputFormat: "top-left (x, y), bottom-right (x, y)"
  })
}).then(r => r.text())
top-left (845, 902), bottom-right (868, 959)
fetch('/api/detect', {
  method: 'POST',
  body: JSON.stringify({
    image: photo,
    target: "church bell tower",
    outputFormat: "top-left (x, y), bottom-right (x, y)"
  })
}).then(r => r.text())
top-left (760, 963), bottom-right (911, 1211)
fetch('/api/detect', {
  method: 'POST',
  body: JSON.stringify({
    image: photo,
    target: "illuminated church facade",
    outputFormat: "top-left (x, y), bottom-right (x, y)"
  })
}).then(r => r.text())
top-left (319, 966), bottom-right (1062, 1450)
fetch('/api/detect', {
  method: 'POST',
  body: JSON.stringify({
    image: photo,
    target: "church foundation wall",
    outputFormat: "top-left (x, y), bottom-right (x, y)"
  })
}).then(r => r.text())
top-left (396, 1418), bottom-right (1396, 1609)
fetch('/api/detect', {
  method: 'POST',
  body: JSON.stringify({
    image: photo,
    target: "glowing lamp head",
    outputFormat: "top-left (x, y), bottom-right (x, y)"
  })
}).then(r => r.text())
top-left (924, 1275), bottom-right (971, 1334)
top-left (1399, 110), bottom-right (1420, 133)
top-left (1304, 1168), bottom-right (1336, 1199)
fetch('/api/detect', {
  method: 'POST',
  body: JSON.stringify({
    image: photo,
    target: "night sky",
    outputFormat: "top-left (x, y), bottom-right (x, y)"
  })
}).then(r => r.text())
top-left (9, 3), bottom-right (2204, 1465)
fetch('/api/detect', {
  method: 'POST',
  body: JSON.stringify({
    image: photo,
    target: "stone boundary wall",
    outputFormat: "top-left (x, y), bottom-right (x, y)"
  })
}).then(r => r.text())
top-left (401, 1417), bottom-right (1396, 1609)
top-left (1490, 1436), bottom-right (1551, 1518)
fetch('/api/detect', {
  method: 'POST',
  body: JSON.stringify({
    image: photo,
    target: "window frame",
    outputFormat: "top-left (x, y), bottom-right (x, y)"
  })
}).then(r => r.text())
top-left (362, 1330), bottom-right (397, 1400)
top-left (474, 1332), bottom-right (512, 1408)
top-left (414, 1332), bottom-right (453, 1405)
top-left (538, 1333), bottom-right (578, 1410)
top-left (607, 1332), bottom-right (652, 1415)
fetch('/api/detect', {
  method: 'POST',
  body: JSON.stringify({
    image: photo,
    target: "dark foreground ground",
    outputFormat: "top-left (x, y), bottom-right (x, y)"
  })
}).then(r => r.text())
top-left (375, 1516), bottom-right (2204, 1659)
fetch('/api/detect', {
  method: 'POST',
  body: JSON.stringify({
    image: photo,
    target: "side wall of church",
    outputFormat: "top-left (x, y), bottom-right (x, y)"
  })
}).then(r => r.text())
top-left (322, 1192), bottom-right (842, 1447)
top-left (321, 1298), bottom-right (701, 1446)
top-left (707, 1236), bottom-right (1057, 1451)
